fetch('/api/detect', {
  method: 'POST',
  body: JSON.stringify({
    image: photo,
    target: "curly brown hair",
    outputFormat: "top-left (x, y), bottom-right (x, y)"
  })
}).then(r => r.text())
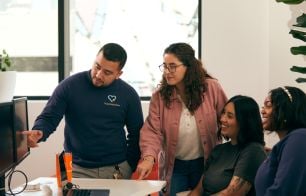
top-left (159, 43), bottom-right (212, 113)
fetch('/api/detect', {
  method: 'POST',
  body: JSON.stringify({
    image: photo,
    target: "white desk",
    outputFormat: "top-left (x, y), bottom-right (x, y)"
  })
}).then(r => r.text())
top-left (13, 177), bottom-right (166, 196)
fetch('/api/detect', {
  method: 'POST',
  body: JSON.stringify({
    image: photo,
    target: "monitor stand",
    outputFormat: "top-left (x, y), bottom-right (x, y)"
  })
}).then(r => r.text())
top-left (0, 175), bottom-right (5, 196)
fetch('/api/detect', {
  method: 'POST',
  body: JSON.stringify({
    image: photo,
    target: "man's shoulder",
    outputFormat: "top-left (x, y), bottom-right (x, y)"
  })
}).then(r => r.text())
top-left (60, 70), bottom-right (88, 84)
top-left (117, 79), bottom-right (135, 89)
top-left (116, 79), bottom-right (140, 96)
top-left (52, 71), bottom-right (89, 98)
top-left (68, 70), bottom-right (88, 80)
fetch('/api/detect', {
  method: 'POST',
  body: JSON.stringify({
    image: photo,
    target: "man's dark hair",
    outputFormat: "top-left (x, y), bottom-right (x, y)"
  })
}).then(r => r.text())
top-left (98, 43), bottom-right (127, 69)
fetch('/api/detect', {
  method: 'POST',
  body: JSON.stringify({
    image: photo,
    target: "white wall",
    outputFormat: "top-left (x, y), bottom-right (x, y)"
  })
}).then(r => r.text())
top-left (202, 0), bottom-right (269, 105)
top-left (201, 0), bottom-right (276, 153)
top-left (201, 0), bottom-right (306, 150)
top-left (8, 0), bottom-right (306, 188)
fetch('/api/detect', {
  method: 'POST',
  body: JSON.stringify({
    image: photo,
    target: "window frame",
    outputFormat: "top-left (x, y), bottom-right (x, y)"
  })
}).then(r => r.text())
top-left (23, 0), bottom-right (201, 101)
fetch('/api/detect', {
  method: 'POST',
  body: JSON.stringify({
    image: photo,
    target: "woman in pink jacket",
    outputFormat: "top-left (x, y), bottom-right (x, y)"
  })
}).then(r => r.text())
top-left (136, 42), bottom-right (227, 195)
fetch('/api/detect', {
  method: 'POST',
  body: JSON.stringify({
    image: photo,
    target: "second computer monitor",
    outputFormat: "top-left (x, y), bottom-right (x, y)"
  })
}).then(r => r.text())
top-left (13, 97), bottom-right (30, 164)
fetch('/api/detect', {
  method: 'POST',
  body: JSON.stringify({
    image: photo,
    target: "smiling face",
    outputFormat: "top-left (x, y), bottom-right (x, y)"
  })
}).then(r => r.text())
top-left (90, 52), bottom-right (122, 87)
top-left (220, 102), bottom-right (239, 143)
top-left (261, 95), bottom-right (273, 130)
top-left (162, 53), bottom-right (187, 88)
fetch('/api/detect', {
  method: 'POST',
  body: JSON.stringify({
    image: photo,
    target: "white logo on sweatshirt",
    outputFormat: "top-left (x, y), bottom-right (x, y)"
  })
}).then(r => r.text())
top-left (104, 95), bottom-right (120, 107)
top-left (108, 95), bottom-right (116, 102)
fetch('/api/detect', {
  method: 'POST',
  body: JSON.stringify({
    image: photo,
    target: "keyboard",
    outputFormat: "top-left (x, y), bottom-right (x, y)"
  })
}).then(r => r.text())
top-left (63, 189), bottom-right (110, 196)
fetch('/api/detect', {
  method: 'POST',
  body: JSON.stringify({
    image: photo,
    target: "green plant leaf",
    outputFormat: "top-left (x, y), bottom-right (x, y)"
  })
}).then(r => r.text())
top-left (0, 49), bottom-right (12, 71)
top-left (289, 30), bottom-right (306, 42)
top-left (290, 46), bottom-right (306, 55)
top-left (296, 77), bottom-right (306, 83)
top-left (276, 0), bottom-right (305, 4)
top-left (293, 13), bottom-right (306, 28)
top-left (290, 65), bottom-right (306, 73)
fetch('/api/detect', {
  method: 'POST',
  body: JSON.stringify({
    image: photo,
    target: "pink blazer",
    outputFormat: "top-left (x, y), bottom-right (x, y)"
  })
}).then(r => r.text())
top-left (140, 78), bottom-right (227, 193)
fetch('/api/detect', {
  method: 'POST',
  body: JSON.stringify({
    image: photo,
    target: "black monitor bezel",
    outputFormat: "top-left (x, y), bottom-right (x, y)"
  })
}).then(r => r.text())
top-left (0, 101), bottom-right (15, 176)
top-left (12, 97), bottom-right (30, 165)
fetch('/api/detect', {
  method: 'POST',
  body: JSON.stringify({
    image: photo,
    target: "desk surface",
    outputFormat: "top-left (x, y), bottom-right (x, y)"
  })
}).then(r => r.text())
top-left (13, 177), bottom-right (166, 196)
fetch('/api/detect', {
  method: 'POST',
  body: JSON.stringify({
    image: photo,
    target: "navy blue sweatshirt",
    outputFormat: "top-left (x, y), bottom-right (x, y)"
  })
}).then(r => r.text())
top-left (33, 70), bottom-right (143, 171)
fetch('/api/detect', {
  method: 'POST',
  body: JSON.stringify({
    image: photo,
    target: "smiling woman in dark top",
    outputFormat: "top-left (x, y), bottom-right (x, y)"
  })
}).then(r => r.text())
top-left (255, 86), bottom-right (306, 196)
top-left (189, 95), bottom-right (266, 196)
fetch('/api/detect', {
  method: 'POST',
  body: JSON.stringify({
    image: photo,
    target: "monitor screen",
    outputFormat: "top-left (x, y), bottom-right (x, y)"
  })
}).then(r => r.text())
top-left (0, 102), bottom-right (14, 176)
top-left (13, 97), bottom-right (30, 164)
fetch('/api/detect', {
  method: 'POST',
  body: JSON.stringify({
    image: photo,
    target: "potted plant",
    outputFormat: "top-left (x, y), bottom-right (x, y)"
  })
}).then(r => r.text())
top-left (289, 13), bottom-right (306, 82)
top-left (0, 49), bottom-right (17, 103)
top-left (275, 0), bottom-right (306, 82)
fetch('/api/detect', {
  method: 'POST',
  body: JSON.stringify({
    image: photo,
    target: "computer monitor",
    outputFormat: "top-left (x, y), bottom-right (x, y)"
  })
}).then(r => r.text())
top-left (0, 101), bottom-right (15, 176)
top-left (0, 101), bottom-right (14, 196)
top-left (0, 98), bottom-right (30, 196)
top-left (12, 97), bottom-right (30, 164)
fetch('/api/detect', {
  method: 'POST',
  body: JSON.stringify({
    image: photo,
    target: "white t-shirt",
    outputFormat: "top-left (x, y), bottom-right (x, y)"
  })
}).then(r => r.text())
top-left (175, 101), bottom-right (203, 160)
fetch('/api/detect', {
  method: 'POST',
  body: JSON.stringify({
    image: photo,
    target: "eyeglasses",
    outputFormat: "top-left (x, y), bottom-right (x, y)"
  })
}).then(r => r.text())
top-left (158, 63), bottom-right (183, 73)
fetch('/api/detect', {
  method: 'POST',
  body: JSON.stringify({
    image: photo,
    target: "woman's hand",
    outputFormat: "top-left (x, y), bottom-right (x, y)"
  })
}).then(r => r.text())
top-left (136, 155), bottom-right (155, 179)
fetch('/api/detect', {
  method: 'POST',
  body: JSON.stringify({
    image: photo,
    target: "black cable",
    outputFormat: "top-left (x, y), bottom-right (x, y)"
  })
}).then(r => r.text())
top-left (5, 167), bottom-right (28, 195)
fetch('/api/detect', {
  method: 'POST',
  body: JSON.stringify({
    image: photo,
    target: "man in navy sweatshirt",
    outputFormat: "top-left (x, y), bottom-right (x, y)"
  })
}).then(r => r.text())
top-left (24, 43), bottom-right (144, 179)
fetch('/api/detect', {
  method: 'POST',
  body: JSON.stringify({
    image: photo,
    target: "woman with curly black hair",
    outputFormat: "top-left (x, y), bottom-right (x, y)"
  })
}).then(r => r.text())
top-left (255, 86), bottom-right (306, 196)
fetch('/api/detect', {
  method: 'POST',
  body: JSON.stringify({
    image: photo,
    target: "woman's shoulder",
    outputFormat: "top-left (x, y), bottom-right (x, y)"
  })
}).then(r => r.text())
top-left (205, 78), bottom-right (225, 93)
top-left (245, 142), bottom-right (264, 149)
top-left (213, 142), bottom-right (232, 151)
top-left (283, 128), bottom-right (306, 144)
top-left (147, 88), bottom-right (165, 104)
top-left (150, 87), bottom-right (161, 98)
top-left (288, 128), bottom-right (306, 137)
top-left (241, 142), bottom-right (265, 154)
top-left (205, 78), bottom-right (220, 86)
top-left (238, 143), bottom-right (267, 162)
